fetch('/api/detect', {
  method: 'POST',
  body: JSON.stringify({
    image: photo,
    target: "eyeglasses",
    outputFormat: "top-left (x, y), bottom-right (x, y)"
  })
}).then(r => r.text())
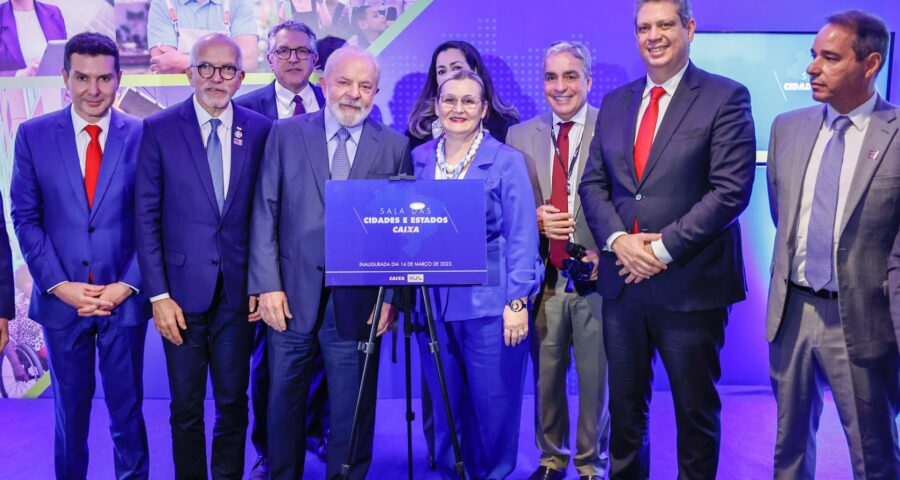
top-left (271, 46), bottom-right (315, 61)
top-left (192, 63), bottom-right (240, 80)
top-left (439, 94), bottom-right (483, 111)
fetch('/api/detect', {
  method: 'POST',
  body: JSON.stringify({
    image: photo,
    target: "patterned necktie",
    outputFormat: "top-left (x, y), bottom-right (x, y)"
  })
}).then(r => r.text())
top-left (292, 94), bottom-right (306, 116)
top-left (83, 124), bottom-right (102, 208)
top-left (805, 115), bottom-right (852, 291)
top-left (550, 121), bottom-right (575, 270)
top-left (207, 118), bottom-right (225, 213)
top-left (633, 86), bottom-right (666, 181)
top-left (331, 128), bottom-right (351, 180)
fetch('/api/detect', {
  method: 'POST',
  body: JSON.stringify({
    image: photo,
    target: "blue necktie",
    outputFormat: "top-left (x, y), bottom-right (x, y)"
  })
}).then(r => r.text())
top-left (805, 115), bottom-right (852, 291)
top-left (207, 118), bottom-right (225, 213)
top-left (331, 128), bottom-right (351, 180)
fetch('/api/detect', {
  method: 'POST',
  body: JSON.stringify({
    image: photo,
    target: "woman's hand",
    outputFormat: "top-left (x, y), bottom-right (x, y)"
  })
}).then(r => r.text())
top-left (502, 298), bottom-right (528, 346)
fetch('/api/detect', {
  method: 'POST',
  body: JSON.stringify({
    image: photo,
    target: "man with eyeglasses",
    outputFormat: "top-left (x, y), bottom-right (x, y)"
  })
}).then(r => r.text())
top-left (234, 20), bottom-right (328, 479)
top-left (347, 6), bottom-right (387, 49)
top-left (136, 32), bottom-right (272, 479)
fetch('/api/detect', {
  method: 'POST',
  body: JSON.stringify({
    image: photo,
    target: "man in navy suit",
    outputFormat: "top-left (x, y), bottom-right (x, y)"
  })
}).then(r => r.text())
top-left (0, 196), bottom-right (12, 353)
top-left (233, 20), bottom-right (328, 477)
top-left (578, 0), bottom-right (755, 478)
top-left (250, 45), bottom-right (411, 480)
top-left (135, 33), bottom-right (272, 479)
top-left (10, 33), bottom-right (151, 480)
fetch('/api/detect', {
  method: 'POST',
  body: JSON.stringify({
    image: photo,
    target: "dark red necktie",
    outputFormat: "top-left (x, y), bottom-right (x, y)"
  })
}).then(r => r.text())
top-left (632, 86), bottom-right (665, 232)
top-left (84, 124), bottom-right (102, 208)
top-left (292, 94), bottom-right (306, 116)
top-left (549, 121), bottom-right (575, 270)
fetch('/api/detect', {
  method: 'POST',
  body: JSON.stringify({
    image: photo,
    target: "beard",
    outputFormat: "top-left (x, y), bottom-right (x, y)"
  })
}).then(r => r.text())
top-left (327, 98), bottom-right (373, 127)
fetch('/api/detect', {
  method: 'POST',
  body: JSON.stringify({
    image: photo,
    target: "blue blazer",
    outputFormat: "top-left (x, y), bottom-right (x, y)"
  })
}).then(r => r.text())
top-left (234, 81), bottom-right (325, 121)
top-left (10, 107), bottom-right (149, 328)
top-left (412, 134), bottom-right (540, 321)
top-left (136, 98), bottom-right (272, 314)
top-left (579, 62), bottom-right (756, 311)
top-left (249, 109), bottom-right (411, 340)
top-left (0, 195), bottom-right (14, 320)
top-left (0, 1), bottom-right (66, 75)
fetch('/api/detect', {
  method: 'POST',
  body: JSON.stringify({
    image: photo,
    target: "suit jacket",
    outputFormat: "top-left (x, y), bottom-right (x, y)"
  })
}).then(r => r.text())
top-left (768, 97), bottom-right (900, 364)
top-left (579, 62), bottom-right (756, 311)
top-left (234, 81), bottom-right (325, 121)
top-left (136, 98), bottom-right (272, 314)
top-left (10, 107), bottom-right (149, 328)
top-left (0, 1), bottom-right (66, 75)
top-left (0, 195), bottom-right (14, 320)
top-left (507, 106), bottom-right (600, 256)
top-left (412, 134), bottom-right (540, 321)
top-left (249, 109), bottom-right (411, 339)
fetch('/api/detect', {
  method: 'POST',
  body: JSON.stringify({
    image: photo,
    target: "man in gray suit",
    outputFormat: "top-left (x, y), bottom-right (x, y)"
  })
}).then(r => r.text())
top-left (249, 45), bottom-right (411, 480)
top-left (767, 10), bottom-right (900, 479)
top-left (507, 41), bottom-right (609, 480)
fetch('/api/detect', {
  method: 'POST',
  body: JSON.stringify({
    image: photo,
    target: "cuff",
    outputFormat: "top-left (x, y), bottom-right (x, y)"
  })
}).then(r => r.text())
top-left (605, 231), bottom-right (627, 251)
top-left (47, 281), bottom-right (68, 293)
top-left (150, 292), bottom-right (171, 303)
top-left (650, 239), bottom-right (673, 264)
top-left (118, 282), bottom-right (139, 294)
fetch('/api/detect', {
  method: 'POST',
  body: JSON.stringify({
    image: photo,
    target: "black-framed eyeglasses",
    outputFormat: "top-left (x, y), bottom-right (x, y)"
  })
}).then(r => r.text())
top-left (271, 46), bottom-right (315, 61)
top-left (192, 63), bottom-right (240, 80)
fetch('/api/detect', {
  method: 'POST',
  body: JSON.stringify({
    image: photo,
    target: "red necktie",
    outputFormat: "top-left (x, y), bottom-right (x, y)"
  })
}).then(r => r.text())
top-left (293, 94), bottom-right (306, 116)
top-left (84, 125), bottom-right (102, 208)
top-left (549, 121), bottom-right (575, 270)
top-left (632, 86), bottom-right (665, 232)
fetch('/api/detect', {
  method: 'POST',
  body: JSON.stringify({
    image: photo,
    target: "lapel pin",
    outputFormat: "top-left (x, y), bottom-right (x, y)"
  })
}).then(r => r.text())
top-left (234, 126), bottom-right (243, 145)
top-left (867, 149), bottom-right (879, 160)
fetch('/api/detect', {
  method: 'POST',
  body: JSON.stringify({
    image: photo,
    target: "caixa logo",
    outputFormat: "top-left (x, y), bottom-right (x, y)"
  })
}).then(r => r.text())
top-left (407, 274), bottom-right (424, 283)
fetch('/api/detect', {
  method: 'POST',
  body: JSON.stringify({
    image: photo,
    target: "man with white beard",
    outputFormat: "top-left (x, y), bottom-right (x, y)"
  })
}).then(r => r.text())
top-left (248, 45), bottom-right (412, 480)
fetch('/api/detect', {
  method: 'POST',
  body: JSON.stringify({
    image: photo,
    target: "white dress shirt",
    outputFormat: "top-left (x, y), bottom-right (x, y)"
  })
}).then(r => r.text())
top-left (550, 102), bottom-right (588, 227)
top-left (791, 92), bottom-right (878, 291)
top-left (323, 106), bottom-right (363, 170)
top-left (274, 80), bottom-right (321, 119)
top-left (606, 62), bottom-right (690, 264)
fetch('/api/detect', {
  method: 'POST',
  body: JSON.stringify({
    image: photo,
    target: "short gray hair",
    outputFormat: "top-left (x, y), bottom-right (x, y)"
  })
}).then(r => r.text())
top-left (543, 41), bottom-right (592, 78)
top-left (189, 32), bottom-right (243, 69)
top-left (267, 20), bottom-right (318, 53)
top-left (634, 0), bottom-right (693, 27)
top-left (323, 45), bottom-right (381, 83)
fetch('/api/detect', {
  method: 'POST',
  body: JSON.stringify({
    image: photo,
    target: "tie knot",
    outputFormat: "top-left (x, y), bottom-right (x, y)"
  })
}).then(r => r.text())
top-left (84, 124), bottom-right (102, 139)
top-left (208, 118), bottom-right (222, 130)
top-left (336, 127), bottom-right (350, 142)
top-left (293, 94), bottom-right (303, 106)
top-left (650, 86), bottom-right (666, 102)
top-left (557, 121), bottom-right (575, 137)
top-left (831, 116), bottom-right (852, 134)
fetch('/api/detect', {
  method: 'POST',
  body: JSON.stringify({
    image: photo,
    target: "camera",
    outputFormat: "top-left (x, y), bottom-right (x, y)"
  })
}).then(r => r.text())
top-left (560, 242), bottom-right (595, 294)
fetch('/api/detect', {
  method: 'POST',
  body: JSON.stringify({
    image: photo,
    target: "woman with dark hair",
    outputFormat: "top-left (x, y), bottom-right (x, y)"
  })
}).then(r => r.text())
top-left (0, 0), bottom-right (66, 76)
top-left (407, 40), bottom-right (519, 149)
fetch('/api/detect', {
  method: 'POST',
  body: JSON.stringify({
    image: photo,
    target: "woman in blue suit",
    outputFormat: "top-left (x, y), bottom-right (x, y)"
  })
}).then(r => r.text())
top-left (413, 69), bottom-right (540, 479)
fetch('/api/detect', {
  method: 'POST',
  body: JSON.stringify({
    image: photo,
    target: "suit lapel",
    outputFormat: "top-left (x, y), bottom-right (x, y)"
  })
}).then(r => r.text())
top-left (56, 107), bottom-right (89, 216)
top-left (574, 106), bottom-right (598, 220)
top-left (304, 111), bottom-right (330, 202)
top-left (89, 110), bottom-right (126, 220)
top-left (348, 118), bottom-right (384, 179)
top-left (221, 105), bottom-right (248, 218)
top-left (0, 4), bottom-right (26, 69)
top-left (179, 98), bottom-right (221, 218)
top-left (530, 114), bottom-right (552, 202)
top-left (464, 134), bottom-right (499, 179)
top-left (414, 141), bottom-right (437, 180)
top-left (838, 98), bottom-right (898, 237)
top-left (639, 63), bottom-right (700, 188)
top-left (312, 84), bottom-right (326, 109)
top-left (625, 80), bottom-right (644, 188)
top-left (262, 82), bottom-right (278, 120)
top-left (785, 107), bottom-right (825, 244)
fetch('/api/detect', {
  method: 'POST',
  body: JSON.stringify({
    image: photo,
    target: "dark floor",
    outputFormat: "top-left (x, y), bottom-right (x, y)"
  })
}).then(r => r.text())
top-left (0, 387), bottom-right (855, 479)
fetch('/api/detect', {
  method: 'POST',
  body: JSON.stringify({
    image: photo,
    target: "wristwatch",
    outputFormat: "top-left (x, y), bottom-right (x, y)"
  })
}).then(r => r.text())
top-left (506, 298), bottom-right (526, 312)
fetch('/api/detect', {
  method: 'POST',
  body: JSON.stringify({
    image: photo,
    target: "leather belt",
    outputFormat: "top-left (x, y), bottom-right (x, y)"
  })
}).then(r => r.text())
top-left (789, 281), bottom-right (838, 300)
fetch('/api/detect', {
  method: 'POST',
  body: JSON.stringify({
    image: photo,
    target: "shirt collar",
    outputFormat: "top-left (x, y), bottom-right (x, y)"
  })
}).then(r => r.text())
top-left (824, 92), bottom-right (878, 132)
top-left (274, 80), bottom-right (314, 110)
top-left (323, 105), bottom-right (364, 144)
top-left (180, 0), bottom-right (222, 5)
top-left (71, 106), bottom-right (111, 136)
top-left (643, 61), bottom-right (689, 98)
top-left (193, 94), bottom-right (233, 131)
top-left (552, 102), bottom-right (588, 127)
